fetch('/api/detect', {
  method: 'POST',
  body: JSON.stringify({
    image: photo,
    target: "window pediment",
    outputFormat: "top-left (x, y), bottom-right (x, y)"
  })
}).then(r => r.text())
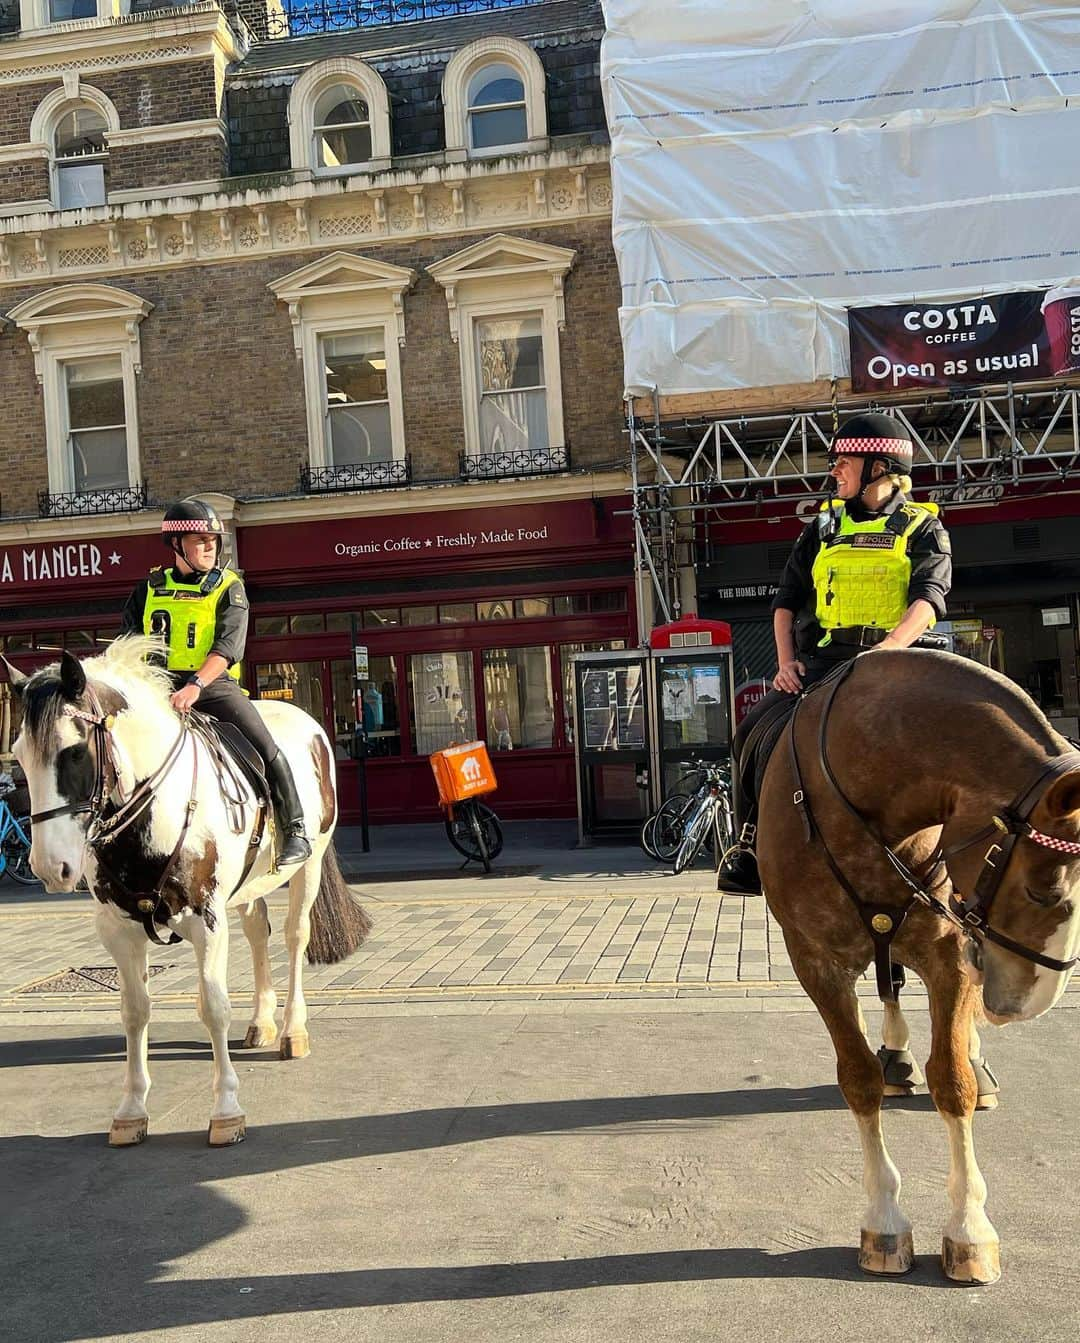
top-left (269, 251), bottom-right (416, 355)
top-left (427, 233), bottom-right (575, 342)
top-left (8, 282), bottom-right (153, 381)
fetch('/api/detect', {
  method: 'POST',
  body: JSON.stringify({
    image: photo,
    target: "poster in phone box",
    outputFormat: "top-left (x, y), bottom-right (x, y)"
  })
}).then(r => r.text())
top-left (848, 292), bottom-right (1053, 393)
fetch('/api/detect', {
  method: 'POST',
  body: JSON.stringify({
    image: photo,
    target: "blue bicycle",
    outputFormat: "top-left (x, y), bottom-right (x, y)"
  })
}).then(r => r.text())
top-left (0, 797), bottom-right (33, 885)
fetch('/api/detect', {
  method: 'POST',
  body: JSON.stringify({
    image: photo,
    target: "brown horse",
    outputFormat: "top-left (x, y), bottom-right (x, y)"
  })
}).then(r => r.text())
top-left (759, 649), bottom-right (1080, 1285)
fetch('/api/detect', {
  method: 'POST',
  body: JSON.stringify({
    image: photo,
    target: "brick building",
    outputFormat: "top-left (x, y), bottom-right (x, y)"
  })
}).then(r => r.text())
top-left (0, 0), bottom-right (634, 823)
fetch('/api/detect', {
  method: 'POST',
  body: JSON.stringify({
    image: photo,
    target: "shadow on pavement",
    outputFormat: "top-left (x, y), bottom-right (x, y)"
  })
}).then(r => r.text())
top-left (0, 1034), bottom-right (211, 1067)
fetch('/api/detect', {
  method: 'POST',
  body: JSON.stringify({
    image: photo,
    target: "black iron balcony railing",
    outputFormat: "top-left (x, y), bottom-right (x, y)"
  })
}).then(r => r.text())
top-left (301, 458), bottom-right (411, 492)
top-left (38, 482), bottom-right (149, 518)
top-left (273, 0), bottom-right (542, 38)
top-left (459, 444), bottom-right (570, 480)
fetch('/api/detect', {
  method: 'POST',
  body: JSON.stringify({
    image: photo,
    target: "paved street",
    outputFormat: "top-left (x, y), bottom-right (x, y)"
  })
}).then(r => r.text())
top-left (2, 822), bottom-right (1079, 1341)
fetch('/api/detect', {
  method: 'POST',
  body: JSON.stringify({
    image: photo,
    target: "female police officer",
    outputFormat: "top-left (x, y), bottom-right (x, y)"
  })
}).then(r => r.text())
top-left (120, 497), bottom-right (312, 865)
top-left (716, 413), bottom-right (952, 896)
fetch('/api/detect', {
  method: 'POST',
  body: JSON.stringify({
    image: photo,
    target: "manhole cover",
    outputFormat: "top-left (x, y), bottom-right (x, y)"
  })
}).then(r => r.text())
top-left (17, 965), bottom-right (171, 994)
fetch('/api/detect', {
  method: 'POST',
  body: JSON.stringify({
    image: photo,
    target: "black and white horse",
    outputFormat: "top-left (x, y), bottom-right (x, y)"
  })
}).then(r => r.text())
top-left (6, 637), bottom-right (370, 1145)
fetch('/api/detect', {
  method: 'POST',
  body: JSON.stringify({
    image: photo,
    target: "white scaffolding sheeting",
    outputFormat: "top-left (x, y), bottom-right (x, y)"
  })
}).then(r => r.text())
top-left (601, 0), bottom-right (1080, 396)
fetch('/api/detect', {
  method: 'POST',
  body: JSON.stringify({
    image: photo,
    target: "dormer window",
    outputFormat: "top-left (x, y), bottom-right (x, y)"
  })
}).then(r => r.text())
top-left (54, 106), bottom-right (108, 209)
top-left (467, 64), bottom-right (527, 151)
top-left (313, 84), bottom-right (372, 170)
top-left (288, 58), bottom-right (392, 177)
top-left (443, 37), bottom-right (548, 160)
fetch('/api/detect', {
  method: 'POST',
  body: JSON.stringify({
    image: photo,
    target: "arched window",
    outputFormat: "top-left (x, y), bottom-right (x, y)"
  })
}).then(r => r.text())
top-left (288, 58), bottom-right (392, 177)
top-left (466, 63), bottom-right (527, 150)
top-left (31, 83), bottom-right (119, 211)
top-left (312, 83), bottom-right (372, 170)
top-left (53, 105), bottom-right (109, 208)
top-left (443, 38), bottom-right (547, 159)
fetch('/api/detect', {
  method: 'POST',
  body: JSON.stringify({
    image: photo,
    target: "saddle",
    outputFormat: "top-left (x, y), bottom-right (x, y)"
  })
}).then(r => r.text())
top-left (187, 710), bottom-right (268, 805)
top-left (739, 695), bottom-right (799, 812)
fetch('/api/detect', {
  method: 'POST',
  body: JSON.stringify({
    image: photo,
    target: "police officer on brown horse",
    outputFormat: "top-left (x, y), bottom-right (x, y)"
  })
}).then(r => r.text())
top-left (717, 413), bottom-right (953, 896)
top-left (120, 497), bottom-right (312, 865)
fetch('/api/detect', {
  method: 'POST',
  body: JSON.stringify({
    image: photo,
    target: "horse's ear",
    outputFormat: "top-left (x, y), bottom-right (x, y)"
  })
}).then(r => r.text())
top-left (60, 650), bottom-right (87, 701)
top-left (1, 656), bottom-right (27, 698)
top-left (1044, 772), bottom-right (1080, 820)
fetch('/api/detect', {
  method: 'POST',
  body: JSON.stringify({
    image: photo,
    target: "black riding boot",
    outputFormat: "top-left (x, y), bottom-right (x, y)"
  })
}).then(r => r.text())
top-left (266, 753), bottom-right (312, 866)
top-left (716, 822), bottom-right (762, 896)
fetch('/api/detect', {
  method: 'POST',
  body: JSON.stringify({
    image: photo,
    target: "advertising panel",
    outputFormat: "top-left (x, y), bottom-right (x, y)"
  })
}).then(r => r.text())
top-left (848, 291), bottom-right (1064, 393)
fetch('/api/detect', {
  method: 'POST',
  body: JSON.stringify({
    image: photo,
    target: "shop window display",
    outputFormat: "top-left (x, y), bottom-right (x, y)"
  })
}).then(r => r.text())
top-left (409, 651), bottom-right (476, 755)
top-left (482, 645), bottom-right (555, 751)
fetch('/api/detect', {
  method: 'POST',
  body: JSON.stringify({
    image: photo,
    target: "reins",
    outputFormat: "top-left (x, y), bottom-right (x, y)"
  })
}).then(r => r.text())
top-left (31, 685), bottom-right (268, 945)
top-left (786, 659), bottom-right (1080, 1000)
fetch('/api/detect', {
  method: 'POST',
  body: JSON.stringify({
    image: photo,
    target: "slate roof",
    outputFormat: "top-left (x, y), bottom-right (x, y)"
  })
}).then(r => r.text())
top-left (236, 0), bottom-right (603, 73)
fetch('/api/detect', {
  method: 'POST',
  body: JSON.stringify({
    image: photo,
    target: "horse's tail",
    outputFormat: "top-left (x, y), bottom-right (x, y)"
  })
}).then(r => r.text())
top-left (306, 843), bottom-right (372, 965)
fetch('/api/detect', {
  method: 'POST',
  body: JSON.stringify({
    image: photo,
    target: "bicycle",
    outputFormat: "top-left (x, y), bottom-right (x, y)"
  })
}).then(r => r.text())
top-left (430, 740), bottom-right (503, 875)
top-left (671, 762), bottom-right (734, 875)
top-left (641, 759), bottom-right (734, 873)
top-left (0, 799), bottom-right (34, 885)
top-left (444, 797), bottom-right (504, 874)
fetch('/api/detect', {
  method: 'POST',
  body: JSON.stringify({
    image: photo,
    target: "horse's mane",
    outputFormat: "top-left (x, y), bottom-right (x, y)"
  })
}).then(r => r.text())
top-left (20, 636), bottom-right (172, 748)
top-left (84, 634), bottom-right (173, 698)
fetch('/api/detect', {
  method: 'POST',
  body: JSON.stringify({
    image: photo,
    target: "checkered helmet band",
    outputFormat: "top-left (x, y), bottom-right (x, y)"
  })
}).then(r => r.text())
top-left (831, 437), bottom-right (913, 460)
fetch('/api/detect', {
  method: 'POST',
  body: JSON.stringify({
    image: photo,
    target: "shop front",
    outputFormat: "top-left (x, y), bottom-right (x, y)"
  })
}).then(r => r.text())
top-left (238, 494), bottom-right (635, 824)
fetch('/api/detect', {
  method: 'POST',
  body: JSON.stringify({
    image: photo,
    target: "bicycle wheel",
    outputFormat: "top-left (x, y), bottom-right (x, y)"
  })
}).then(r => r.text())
top-left (673, 798), bottom-right (714, 875)
top-left (3, 836), bottom-right (35, 885)
top-left (445, 800), bottom-right (503, 866)
top-left (648, 793), bottom-right (700, 863)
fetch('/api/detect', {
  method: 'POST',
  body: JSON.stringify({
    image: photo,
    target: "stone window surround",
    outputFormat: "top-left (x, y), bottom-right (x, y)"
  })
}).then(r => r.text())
top-left (268, 251), bottom-right (416, 470)
top-left (288, 57), bottom-right (393, 180)
top-left (6, 282), bottom-right (151, 494)
top-left (427, 233), bottom-right (574, 458)
top-left (442, 36), bottom-right (548, 161)
top-left (19, 0), bottom-right (125, 33)
top-left (29, 77), bottom-right (120, 210)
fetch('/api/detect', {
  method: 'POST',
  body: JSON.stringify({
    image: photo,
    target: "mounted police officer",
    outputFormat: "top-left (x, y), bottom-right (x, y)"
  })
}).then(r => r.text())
top-left (120, 497), bottom-right (312, 866)
top-left (717, 413), bottom-right (953, 896)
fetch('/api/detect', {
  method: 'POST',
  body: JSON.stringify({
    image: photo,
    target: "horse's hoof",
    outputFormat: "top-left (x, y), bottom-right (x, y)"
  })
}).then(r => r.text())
top-left (883, 1084), bottom-right (919, 1098)
top-left (859, 1229), bottom-right (915, 1275)
top-left (975, 1092), bottom-right (999, 1112)
top-left (941, 1236), bottom-right (1001, 1285)
top-left (207, 1114), bottom-right (247, 1146)
top-left (242, 1024), bottom-right (278, 1049)
top-left (279, 1031), bottom-right (310, 1060)
top-left (108, 1117), bottom-right (148, 1147)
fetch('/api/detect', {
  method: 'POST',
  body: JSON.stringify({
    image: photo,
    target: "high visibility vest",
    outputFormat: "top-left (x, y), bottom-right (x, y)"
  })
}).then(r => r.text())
top-left (142, 566), bottom-right (242, 680)
top-left (811, 500), bottom-right (939, 643)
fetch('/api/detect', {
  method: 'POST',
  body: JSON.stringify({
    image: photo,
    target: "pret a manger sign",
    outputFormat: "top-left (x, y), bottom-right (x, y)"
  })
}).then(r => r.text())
top-left (0, 537), bottom-right (158, 592)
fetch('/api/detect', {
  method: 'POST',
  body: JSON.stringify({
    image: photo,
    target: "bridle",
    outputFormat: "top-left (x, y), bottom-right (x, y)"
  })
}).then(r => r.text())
top-left (29, 686), bottom-right (263, 946)
top-left (787, 659), bottom-right (1080, 1000)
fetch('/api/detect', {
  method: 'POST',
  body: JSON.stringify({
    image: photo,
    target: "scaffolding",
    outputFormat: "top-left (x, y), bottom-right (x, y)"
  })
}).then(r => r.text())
top-left (627, 379), bottom-right (1080, 640)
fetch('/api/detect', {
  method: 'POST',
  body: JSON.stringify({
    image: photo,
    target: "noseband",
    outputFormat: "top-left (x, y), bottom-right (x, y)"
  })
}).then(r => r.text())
top-left (787, 659), bottom-right (1080, 1000)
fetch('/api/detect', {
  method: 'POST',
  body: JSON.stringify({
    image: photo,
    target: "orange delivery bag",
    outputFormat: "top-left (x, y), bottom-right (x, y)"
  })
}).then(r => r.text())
top-left (429, 741), bottom-right (498, 805)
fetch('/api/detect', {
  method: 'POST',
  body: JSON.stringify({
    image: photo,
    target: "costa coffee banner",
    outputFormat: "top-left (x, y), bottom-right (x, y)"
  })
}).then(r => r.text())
top-left (0, 532), bottom-right (162, 595)
top-left (848, 288), bottom-right (1080, 393)
top-left (240, 496), bottom-right (630, 578)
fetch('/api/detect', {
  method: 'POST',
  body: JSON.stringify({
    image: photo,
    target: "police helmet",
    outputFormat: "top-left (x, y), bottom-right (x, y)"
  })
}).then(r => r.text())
top-left (161, 497), bottom-right (224, 561)
top-left (829, 413), bottom-right (914, 477)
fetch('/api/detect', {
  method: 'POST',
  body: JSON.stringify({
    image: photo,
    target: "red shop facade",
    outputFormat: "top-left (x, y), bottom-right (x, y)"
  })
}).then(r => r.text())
top-left (0, 492), bottom-right (636, 825)
top-left (239, 494), bottom-right (635, 824)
